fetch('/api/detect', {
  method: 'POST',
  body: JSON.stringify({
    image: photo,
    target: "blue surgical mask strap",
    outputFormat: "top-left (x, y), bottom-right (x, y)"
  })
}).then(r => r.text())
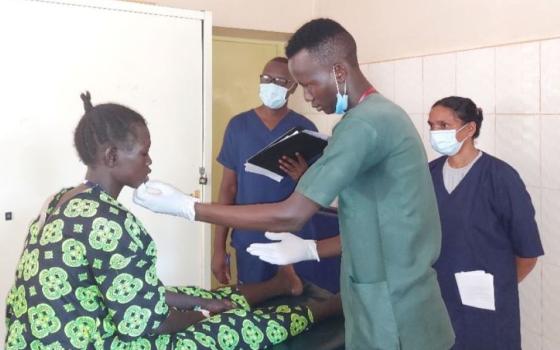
top-left (455, 123), bottom-right (469, 142)
top-left (333, 66), bottom-right (348, 114)
top-left (333, 66), bottom-right (346, 96)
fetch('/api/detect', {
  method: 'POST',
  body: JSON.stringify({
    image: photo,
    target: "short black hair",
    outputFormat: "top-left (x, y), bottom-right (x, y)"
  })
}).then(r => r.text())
top-left (432, 96), bottom-right (484, 138)
top-left (285, 18), bottom-right (358, 66)
top-left (74, 92), bottom-right (146, 165)
top-left (270, 56), bottom-right (288, 64)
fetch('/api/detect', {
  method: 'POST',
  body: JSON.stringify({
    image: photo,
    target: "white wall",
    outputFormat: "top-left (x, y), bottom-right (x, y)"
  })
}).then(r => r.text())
top-left (314, 0), bottom-right (560, 63)
top-left (134, 0), bottom-right (560, 64)
top-left (353, 38), bottom-right (560, 350)
top-left (131, 0), bottom-right (314, 33)
top-left (0, 0), bottom-right (213, 342)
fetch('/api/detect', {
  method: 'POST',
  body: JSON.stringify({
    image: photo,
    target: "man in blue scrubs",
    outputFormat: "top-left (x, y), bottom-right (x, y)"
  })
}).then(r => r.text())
top-left (212, 57), bottom-right (318, 285)
top-left (428, 96), bottom-right (543, 349)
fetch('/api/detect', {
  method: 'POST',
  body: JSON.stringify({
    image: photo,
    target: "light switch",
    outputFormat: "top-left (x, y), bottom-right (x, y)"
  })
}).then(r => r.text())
top-left (5, 212), bottom-right (12, 221)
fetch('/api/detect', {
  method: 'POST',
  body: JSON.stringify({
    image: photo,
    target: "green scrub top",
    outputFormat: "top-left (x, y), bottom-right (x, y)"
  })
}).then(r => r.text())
top-left (296, 94), bottom-right (455, 350)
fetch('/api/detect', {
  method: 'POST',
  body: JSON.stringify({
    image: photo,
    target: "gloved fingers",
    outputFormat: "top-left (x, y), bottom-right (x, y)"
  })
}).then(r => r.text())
top-left (247, 250), bottom-right (286, 265)
top-left (132, 187), bottom-right (147, 205)
top-left (264, 231), bottom-right (296, 241)
top-left (143, 184), bottom-right (163, 195)
top-left (134, 182), bottom-right (156, 199)
top-left (143, 180), bottom-right (169, 194)
top-left (246, 242), bottom-right (281, 253)
top-left (144, 179), bottom-right (163, 187)
top-left (136, 182), bottom-right (147, 192)
top-left (258, 255), bottom-right (286, 265)
top-left (246, 245), bottom-right (290, 265)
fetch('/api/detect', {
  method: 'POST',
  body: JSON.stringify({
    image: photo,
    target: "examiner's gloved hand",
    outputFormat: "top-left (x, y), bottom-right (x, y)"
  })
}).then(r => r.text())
top-left (133, 180), bottom-right (199, 221)
top-left (246, 232), bottom-right (320, 265)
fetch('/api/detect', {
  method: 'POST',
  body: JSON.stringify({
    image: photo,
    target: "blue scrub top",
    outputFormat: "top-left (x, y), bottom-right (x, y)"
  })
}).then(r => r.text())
top-left (294, 209), bottom-right (341, 294)
top-left (218, 109), bottom-right (335, 285)
top-left (430, 152), bottom-right (544, 350)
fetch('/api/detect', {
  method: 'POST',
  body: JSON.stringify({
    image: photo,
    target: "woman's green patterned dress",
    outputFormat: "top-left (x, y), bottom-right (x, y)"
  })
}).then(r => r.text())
top-left (5, 186), bottom-right (313, 349)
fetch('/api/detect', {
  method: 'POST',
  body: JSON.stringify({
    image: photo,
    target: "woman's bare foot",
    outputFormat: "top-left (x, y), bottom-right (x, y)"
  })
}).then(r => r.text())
top-left (234, 265), bottom-right (304, 306)
top-left (276, 265), bottom-right (303, 296)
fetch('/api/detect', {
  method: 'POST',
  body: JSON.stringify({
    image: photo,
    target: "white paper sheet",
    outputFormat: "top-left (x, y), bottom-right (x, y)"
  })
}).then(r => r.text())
top-left (244, 163), bottom-right (283, 182)
top-left (454, 270), bottom-right (495, 311)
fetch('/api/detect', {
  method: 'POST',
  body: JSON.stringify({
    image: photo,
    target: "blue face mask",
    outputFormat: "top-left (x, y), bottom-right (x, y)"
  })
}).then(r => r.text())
top-left (429, 124), bottom-right (468, 156)
top-left (259, 83), bottom-right (288, 110)
top-left (333, 66), bottom-right (348, 114)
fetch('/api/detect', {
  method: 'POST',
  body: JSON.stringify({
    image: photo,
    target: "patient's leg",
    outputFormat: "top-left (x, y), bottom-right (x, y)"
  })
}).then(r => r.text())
top-left (169, 267), bottom-right (342, 348)
top-left (236, 265), bottom-right (342, 322)
top-left (305, 293), bottom-right (342, 322)
top-left (165, 265), bottom-right (303, 313)
top-left (177, 293), bottom-right (342, 349)
top-left (236, 265), bottom-right (303, 306)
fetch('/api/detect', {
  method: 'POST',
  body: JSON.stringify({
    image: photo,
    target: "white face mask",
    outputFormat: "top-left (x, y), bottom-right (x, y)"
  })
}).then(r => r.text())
top-left (430, 124), bottom-right (468, 156)
top-left (259, 83), bottom-right (288, 109)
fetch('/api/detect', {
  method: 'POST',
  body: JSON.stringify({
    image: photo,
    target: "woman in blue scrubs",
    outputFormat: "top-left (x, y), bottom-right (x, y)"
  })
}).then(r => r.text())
top-left (428, 96), bottom-right (544, 350)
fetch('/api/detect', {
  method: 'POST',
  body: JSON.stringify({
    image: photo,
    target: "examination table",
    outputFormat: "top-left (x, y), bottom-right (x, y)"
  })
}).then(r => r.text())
top-left (260, 281), bottom-right (345, 350)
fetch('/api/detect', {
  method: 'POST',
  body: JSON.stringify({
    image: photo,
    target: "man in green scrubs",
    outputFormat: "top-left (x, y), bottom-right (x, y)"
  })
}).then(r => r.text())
top-left (134, 18), bottom-right (455, 350)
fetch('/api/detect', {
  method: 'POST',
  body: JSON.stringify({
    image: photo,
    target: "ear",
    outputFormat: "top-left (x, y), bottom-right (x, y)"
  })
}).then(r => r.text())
top-left (287, 82), bottom-right (298, 96)
top-left (466, 121), bottom-right (477, 138)
top-left (333, 63), bottom-right (348, 83)
top-left (103, 145), bottom-right (119, 167)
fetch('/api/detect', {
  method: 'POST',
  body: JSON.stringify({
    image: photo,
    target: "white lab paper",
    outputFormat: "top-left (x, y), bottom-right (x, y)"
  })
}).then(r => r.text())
top-left (454, 270), bottom-right (495, 311)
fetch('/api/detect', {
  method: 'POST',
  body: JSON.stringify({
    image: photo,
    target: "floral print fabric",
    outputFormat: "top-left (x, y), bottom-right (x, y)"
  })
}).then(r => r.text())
top-left (5, 186), bottom-right (312, 349)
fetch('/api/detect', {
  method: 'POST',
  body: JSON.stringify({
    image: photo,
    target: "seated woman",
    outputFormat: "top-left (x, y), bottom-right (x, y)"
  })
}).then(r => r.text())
top-left (4, 92), bottom-right (341, 350)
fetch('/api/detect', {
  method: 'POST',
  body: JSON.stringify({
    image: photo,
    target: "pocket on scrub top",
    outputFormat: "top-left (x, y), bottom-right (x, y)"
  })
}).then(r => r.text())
top-left (348, 279), bottom-right (401, 350)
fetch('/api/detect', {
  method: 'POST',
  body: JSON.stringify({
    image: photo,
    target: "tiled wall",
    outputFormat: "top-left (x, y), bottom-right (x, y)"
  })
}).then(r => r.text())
top-left (290, 37), bottom-right (560, 350)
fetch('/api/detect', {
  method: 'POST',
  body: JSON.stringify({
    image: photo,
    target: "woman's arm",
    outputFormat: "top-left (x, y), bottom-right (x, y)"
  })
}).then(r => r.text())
top-left (516, 256), bottom-right (538, 283)
top-left (165, 291), bottom-right (206, 310)
top-left (154, 309), bottom-right (205, 334)
top-left (166, 291), bottom-right (233, 312)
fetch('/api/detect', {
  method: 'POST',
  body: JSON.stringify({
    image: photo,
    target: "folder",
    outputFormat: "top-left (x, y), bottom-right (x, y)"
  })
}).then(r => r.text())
top-left (244, 127), bottom-right (329, 182)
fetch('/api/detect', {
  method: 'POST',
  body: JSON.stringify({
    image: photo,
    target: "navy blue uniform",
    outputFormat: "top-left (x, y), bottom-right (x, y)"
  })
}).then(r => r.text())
top-left (217, 109), bottom-right (318, 284)
top-left (430, 152), bottom-right (544, 349)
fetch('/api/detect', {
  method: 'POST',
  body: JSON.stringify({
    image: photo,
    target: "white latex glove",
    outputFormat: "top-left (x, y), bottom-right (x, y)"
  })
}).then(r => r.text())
top-left (246, 232), bottom-right (320, 265)
top-left (133, 180), bottom-right (199, 221)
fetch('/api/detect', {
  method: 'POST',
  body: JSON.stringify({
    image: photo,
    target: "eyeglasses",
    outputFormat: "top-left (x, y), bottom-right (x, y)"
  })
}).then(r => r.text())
top-left (260, 74), bottom-right (293, 88)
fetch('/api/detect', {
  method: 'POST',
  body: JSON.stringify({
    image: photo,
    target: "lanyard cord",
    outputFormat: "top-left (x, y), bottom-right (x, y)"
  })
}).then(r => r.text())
top-left (358, 86), bottom-right (376, 104)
